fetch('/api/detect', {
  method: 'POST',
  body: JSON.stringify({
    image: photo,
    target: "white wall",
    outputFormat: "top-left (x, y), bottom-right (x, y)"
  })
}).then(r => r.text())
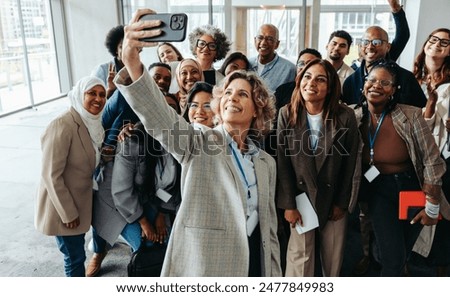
top-left (63, 1), bottom-right (168, 83)
top-left (63, 0), bottom-right (120, 83)
top-left (399, 0), bottom-right (450, 71)
top-left (62, 0), bottom-right (450, 82)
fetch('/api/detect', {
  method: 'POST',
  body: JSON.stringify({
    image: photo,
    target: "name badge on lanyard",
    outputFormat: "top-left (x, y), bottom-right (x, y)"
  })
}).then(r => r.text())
top-left (246, 210), bottom-right (258, 237)
top-left (365, 111), bottom-right (386, 183)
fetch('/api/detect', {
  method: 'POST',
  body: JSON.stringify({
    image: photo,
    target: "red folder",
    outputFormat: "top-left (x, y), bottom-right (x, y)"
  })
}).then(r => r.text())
top-left (399, 191), bottom-right (442, 220)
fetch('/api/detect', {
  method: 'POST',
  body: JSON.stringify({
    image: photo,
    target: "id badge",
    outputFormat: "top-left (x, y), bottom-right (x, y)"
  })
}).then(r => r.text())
top-left (246, 210), bottom-right (259, 237)
top-left (156, 188), bottom-right (172, 203)
top-left (364, 165), bottom-right (380, 183)
top-left (442, 144), bottom-right (450, 160)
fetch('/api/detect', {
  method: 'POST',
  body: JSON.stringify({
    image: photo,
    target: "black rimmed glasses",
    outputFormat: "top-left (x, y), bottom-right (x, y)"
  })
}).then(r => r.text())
top-left (428, 35), bottom-right (450, 47)
top-left (196, 39), bottom-right (217, 51)
top-left (365, 77), bottom-right (394, 88)
top-left (255, 35), bottom-right (277, 44)
top-left (360, 39), bottom-right (387, 47)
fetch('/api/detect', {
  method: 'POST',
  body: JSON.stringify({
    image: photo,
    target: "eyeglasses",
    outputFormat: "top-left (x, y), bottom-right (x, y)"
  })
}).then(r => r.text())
top-left (360, 39), bottom-right (387, 47)
top-left (428, 35), bottom-right (450, 47)
top-left (255, 35), bottom-right (277, 44)
top-left (365, 77), bottom-right (393, 87)
top-left (196, 39), bottom-right (217, 51)
top-left (296, 61), bottom-right (307, 68)
top-left (188, 102), bottom-right (212, 111)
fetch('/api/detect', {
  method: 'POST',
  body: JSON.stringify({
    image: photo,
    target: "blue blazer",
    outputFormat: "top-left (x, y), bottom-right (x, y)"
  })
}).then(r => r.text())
top-left (101, 90), bottom-right (140, 148)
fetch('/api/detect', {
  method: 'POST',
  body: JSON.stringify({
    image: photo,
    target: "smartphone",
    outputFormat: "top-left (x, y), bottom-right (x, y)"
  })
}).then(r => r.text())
top-left (139, 13), bottom-right (188, 42)
top-left (203, 70), bottom-right (216, 85)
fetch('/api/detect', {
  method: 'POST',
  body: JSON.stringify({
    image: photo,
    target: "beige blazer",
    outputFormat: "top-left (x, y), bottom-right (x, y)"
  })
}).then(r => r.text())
top-left (115, 69), bottom-right (281, 277)
top-left (35, 108), bottom-right (96, 236)
top-left (423, 83), bottom-right (450, 153)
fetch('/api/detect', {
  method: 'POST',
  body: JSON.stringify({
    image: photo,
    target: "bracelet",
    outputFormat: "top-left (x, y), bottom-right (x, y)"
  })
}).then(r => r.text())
top-left (425, 200), bottom-right (440, 219)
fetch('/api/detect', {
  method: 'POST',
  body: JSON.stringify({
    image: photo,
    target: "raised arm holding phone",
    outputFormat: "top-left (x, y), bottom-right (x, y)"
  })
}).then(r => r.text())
top-left (113, 9), bottom-right (281, 277)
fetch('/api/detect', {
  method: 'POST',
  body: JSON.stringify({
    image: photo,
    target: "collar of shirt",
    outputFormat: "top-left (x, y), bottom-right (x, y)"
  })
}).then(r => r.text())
top-left (252, 53), bottom-right (280, 77)
top-left (221, 125), bottom-right (260, 157)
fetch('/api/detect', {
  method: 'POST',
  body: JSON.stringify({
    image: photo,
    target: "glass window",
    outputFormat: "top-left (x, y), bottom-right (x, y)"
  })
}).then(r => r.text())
top-left (0, 0), bottom-right (60, 116)
top-left (247, 8), bottom-right (300, 63)
top-left (319, 7), bottom-right (396, 65)
top-left (121, 0), bottom-right (226, 66)
top-left (168, 0), bottom-right (225, 58)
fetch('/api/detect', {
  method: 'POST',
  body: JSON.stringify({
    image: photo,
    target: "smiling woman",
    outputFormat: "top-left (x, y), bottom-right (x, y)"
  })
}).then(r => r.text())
top-left (188, 24), bottom-right (231, 86)
top-left (353, 61), bottom-right (449, 276)
top-left (175, 58), bottom-right (204, 112)
top-left (112, 8), bottom-right (281, 277)
top-left (276, 58), bottom-right (359, 277)
top-left (414, 28), bottom-right (450, 276)
top-left (35, 76), bottom-right (106, 277)
top-left (182, 81), bottom-right (215, 128)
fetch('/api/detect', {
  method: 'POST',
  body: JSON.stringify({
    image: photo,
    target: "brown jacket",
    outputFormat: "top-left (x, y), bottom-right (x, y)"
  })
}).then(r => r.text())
top-left (35, 107), bottom-right (96, 236)
top-left (276, 104), bottom-right (359, 229)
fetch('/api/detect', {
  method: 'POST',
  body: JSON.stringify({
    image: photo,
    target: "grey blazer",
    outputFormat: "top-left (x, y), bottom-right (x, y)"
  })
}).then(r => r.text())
top-left (92, 128), bottom-right (181, 245)
top-left (115, 68), bottom-right (281, 277)
top-left (35, 108), bottom-right (96, 236)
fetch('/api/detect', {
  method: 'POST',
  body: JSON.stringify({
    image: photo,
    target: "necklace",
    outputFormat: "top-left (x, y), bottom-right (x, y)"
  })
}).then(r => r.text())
top-left (372, 113), bottom-right (382, 124)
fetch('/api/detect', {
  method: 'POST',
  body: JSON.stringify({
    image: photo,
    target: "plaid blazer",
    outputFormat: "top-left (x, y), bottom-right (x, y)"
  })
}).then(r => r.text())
top-left (115, 68), bottom-right (281, 277)
top-left (354, 103), bottom-right (450, 256)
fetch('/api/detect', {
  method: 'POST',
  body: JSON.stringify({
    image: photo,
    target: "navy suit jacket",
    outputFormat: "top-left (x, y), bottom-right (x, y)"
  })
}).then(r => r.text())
top-left (342, 60), bottom-right (427, 107)
top-left (342, 8), bottom-right (420, 106)
top-left (101, 89), bottom-right (140, 148)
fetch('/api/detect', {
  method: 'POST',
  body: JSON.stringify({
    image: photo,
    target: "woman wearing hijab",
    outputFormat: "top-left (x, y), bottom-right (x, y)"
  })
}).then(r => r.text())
top-left (174, 58), bottom-right (204, 112)
top-left (35, 76), bottom-right (107, 277)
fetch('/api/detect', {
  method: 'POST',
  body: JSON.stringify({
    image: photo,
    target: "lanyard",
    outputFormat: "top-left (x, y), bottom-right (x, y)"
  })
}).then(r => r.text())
top-left (156, 158), bottom-right (165, 180)
top-left (368, 111), bottom-right (386, 165)
top-left (306, 117), bottom-right (320, 153)
top-left (229, 143), bottom-right (254, 199)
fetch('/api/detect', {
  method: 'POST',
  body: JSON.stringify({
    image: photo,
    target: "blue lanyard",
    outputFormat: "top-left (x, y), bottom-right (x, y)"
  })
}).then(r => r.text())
top-left (156, 159), bottom-right (165, 180)
top-left (368, 111), bottom-right (386, 165)
top-left (229, 143), bottom-right (254, 199)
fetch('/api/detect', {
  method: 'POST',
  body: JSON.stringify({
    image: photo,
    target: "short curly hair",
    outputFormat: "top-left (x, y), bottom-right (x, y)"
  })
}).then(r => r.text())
top-left (188, 25), bottom-right (231, 62)
top-left (105, 25), bottom-right (124, 57)
top-left (212, 70), bottom-right (276, 141)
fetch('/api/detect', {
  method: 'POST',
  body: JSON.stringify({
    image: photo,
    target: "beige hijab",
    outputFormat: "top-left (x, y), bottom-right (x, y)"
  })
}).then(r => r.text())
top-left (175, 58), bottom-right (205, 112)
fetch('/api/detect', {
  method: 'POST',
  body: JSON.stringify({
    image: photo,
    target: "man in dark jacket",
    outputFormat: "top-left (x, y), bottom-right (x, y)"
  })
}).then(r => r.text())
top-left (342, 25), bottom-right (426, 108)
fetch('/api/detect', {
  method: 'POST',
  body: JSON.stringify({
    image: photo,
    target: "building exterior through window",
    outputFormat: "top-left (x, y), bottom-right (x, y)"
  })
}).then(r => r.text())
top-left (0, 0), bottom-right (400, 116)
